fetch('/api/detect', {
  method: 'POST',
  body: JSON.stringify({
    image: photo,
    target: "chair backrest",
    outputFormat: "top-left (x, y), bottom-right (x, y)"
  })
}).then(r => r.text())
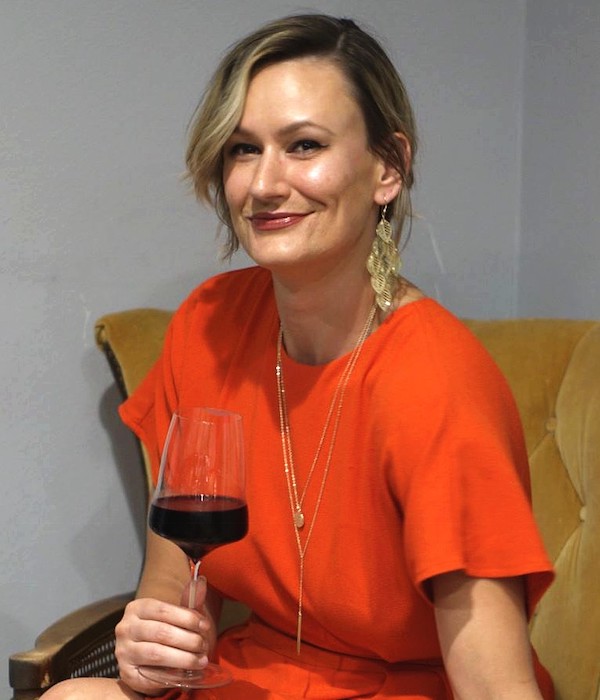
top-left (464, 319), bottom-right (600, 700)
top-left (95, 308), bottom-right (173, 494)
top-left (96, 310), bottom-right (600, 700)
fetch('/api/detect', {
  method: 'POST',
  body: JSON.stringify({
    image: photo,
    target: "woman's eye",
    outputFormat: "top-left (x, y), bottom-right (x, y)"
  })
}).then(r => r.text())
top-left (290, 139), bottom-right (323, 154)
top-left (227, 143), bottom-right (259, 157)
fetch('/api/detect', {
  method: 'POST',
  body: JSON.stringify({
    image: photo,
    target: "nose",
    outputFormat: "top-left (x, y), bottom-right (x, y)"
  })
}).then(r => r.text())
top-left (248, 148), bottom-right (289, 201)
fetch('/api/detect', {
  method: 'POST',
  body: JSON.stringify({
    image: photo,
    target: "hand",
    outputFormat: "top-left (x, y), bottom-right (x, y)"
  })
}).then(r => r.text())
top-left (115, 577), bottom-right (215, 695)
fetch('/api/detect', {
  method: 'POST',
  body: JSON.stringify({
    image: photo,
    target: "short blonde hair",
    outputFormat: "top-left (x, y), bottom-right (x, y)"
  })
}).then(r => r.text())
top-left (186, 14), bottom-right (417, 258)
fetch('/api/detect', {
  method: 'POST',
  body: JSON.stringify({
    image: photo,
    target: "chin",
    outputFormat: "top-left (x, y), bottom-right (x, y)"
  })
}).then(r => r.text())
top-left (241, 241), bottom-right (311, 270)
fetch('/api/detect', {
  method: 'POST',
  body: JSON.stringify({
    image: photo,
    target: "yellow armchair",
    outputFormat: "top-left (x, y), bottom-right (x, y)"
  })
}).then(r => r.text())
top-left (9, 311), bottom-right (600, 700)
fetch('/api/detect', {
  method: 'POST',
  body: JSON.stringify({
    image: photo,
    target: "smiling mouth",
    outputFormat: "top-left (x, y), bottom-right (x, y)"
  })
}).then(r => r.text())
top-left (248, 213), bottom-right (309, 231)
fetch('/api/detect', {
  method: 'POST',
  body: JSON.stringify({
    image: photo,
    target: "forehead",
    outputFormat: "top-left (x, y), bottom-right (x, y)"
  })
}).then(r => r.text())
top-left (241, 56), bottom-right (363, 126)
top-left (252, 54), bottom-right (352, 84)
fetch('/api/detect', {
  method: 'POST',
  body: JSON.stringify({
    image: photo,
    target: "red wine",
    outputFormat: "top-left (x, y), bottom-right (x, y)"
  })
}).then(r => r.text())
top-left (149, 495), bottom-right (248, 562)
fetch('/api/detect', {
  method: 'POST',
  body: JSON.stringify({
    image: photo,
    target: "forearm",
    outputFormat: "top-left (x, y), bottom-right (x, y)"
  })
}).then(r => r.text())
top-left (136, 529), bottom-right (189, 603)
top-left (136, 568), bottom-right (184, 604)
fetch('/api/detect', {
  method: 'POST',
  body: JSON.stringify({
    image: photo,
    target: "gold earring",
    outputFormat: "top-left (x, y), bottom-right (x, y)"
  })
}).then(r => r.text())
top-left (366, 204), bottom-right (401, 310)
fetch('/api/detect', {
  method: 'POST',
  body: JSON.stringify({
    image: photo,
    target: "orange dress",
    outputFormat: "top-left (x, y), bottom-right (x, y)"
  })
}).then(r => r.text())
top-left (120, 266), bottom-right (554, 699)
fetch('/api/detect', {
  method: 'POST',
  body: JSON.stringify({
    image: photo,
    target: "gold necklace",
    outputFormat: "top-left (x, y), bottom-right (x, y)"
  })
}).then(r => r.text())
top-left (275, 303), bottom-right (377, 653)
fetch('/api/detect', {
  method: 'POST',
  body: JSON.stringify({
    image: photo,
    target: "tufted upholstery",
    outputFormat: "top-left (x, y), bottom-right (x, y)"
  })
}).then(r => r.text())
top-left (463, 319), bottom-right (600, 700)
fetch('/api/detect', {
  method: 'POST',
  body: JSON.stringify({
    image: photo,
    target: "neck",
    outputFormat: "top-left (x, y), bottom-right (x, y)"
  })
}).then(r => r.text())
top-left (273, 270), bottom-right (376, 365)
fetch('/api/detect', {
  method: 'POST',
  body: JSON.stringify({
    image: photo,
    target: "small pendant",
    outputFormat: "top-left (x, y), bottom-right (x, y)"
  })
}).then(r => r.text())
top-left (294, 510), bottom-right (305, 529)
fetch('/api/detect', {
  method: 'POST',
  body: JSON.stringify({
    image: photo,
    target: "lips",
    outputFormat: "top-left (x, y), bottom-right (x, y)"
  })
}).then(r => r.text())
top-left (248, 212), bottom-right (309, 231)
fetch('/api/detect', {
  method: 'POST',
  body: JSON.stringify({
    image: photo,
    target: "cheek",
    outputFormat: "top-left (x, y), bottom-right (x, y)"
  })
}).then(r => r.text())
top-left (300, 161), bottom-right (351, 198)
top-left (222, 172), bottom-right (245, 210)
top-left (301, 147), bottom-right (376, 195)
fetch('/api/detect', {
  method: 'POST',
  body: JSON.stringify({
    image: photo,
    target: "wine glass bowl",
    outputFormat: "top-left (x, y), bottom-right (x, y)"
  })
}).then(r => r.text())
top-left (149, 492), bottom-right (248, 564)
top-left (140, 407), bottom-right (247, 689)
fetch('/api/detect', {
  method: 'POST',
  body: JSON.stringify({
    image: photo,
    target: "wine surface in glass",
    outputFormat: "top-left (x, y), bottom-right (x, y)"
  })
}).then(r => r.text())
top-left (149, 495), bottom-right (248, 561)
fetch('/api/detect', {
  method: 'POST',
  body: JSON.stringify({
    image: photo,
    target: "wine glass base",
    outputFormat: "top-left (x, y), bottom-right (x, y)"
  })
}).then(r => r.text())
top-left (139, 662), bottom-right (232, 689)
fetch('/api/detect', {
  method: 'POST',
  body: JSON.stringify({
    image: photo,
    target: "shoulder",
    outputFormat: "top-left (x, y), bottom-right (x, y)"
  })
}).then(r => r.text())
top-left (411, 300), bottom-right (512, 392)
top-left (383, 297), bottom-right (498, 371)
top-left (164, 266), bottom-right (275, 362)
top-left (169, 266), bottom-right (271, 328)
top-left (375, 298), bottom-right (518, 422)
top-left (377, 300), bottom-right (530, 492)
top-left (181, 266), bottom-right (270, 310)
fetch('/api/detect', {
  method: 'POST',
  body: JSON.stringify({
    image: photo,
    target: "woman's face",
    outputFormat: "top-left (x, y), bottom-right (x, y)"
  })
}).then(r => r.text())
top-left (222, 57), bottom-right (396, 278)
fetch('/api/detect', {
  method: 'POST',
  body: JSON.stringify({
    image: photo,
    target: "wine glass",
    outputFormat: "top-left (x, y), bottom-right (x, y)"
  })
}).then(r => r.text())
top-left (139, 407), bottom-right (248, 689)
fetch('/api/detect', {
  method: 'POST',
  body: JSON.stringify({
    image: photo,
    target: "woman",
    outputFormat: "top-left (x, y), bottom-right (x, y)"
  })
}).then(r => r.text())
top-left (47, 14), bottom-right (554, 700)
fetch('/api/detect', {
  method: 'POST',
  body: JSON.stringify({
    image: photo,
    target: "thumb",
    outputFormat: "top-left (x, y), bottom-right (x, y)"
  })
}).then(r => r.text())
top-left (182, 573), bottom-right (208, 611)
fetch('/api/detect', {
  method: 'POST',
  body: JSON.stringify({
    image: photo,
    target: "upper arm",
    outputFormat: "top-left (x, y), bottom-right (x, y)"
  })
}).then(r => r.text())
top-left (432, 571), bottom-right (543, 700)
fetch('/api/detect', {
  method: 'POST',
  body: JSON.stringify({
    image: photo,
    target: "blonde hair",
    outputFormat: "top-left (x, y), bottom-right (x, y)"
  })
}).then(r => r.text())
top-left (186, 14), bottom-right (418, 258)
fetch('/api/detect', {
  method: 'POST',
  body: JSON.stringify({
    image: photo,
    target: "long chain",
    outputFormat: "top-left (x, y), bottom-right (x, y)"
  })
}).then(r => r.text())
top-left (275, 303), bottom-right (377, 653)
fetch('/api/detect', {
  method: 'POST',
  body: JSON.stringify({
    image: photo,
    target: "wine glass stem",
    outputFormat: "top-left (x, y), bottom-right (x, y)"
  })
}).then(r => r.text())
top-left (188, 559), bottom-right (202, 608)
top-left (183, 559), bottom-right (203, 682)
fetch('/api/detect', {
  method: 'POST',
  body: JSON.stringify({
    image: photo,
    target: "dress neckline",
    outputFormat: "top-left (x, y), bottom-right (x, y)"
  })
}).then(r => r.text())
top-left (277, 296), bottom-right (436, 375)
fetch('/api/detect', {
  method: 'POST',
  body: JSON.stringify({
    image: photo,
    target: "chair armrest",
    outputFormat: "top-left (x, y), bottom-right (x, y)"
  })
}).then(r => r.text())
top-left (9, 592), bottom-right (133, 699)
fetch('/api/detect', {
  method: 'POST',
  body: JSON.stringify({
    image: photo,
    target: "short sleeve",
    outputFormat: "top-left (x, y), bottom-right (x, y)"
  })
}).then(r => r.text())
top-left (117, 268), bottom-right (273, 486)
top-left (393, 311), bottom-right (554, 613)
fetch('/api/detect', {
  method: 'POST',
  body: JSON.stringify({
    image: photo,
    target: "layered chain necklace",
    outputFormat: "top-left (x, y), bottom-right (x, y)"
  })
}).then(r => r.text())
top-left (275, 303), bottom-right (377, 653)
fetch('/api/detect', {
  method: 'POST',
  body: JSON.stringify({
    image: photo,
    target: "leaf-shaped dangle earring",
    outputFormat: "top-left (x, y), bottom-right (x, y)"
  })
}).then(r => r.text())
top-left (366, 203), bottom-right (401, 310)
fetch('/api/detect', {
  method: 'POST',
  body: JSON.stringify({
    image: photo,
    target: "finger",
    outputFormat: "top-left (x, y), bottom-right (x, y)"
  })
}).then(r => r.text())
top-left (116, 638), bottom-right (209, 694)
top-left (127, 639), bottom-right (209, 671)
top-left (181, 574), bottom-right (208, 610)
top-left (118, 651), bottom-right (207, 696)
top-left (132, 618), bottom-right (209, 655)
top-left (135, 598), bottom-right (204, 632)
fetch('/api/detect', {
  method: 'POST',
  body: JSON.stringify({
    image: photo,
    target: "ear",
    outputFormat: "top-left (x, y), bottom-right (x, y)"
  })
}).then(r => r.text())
top-left (374, 132), bottom-right (412, 206)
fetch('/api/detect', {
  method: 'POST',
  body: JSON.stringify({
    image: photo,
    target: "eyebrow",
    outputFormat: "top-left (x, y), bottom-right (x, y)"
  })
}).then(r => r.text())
top-left (231, 120), bottom-right (335, 139)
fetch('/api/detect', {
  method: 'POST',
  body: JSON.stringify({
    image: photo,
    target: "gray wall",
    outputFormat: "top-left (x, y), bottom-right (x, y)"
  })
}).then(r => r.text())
top-left (519, 0), bottom-right (600, 317)
top-left (1, 1), bottom-right (597, 694)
